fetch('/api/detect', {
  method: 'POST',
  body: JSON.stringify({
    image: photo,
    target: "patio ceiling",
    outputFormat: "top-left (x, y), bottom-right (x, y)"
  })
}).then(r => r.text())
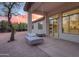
top-left (31, 2), bottom-right (64, 14)
top-left (25, 2), bottom-right (79, 16)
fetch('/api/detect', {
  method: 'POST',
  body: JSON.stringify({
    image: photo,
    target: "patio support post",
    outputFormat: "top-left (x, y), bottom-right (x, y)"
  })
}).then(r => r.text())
top-left (27, 10), bottom-right (32, 33)
top-left (45, 14), bottom-right (49, 36)
top-left (58, 13), bottom-right (62, 39)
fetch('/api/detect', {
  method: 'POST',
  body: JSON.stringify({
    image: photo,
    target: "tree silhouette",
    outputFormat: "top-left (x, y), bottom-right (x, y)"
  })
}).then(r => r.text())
top-left (0, 2), bottom-right (22, 42)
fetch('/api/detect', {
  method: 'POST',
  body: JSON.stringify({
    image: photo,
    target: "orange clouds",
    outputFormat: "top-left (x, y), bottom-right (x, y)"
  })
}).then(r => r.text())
top-left (11, 15), bottom-right (27, 24)
top-left (11, 14), bottom-right (43, 24)
top-left (0, 14), bottom-right (43, 24)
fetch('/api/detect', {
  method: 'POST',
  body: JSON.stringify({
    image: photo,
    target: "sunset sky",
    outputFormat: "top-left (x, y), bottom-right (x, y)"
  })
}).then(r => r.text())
top-left (11, 14), bottom-right (43, 24)
top-left (0, 3), bottom-right (43, 24)
top-left (0, 14), bottom-right (43, 24)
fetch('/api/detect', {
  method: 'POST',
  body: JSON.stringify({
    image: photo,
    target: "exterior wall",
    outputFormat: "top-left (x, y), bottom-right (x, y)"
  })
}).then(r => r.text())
top-left (60, 33), bottom-right (79, 43)
top-left (32, 19), bottom-right (47, 34)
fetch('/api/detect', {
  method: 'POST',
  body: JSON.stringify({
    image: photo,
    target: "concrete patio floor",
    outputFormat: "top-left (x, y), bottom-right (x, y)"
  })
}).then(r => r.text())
top-left (0, 32), bottom-right (79, 57)
top-left (38, 37), bottom-right (79, 57)
top-left (0, 32), bottom-right (49, 57)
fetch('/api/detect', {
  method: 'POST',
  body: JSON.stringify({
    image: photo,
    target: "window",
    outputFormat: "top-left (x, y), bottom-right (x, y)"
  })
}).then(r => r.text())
top-left (49, 19), bottom-right (53, 25)
top-left (38, 22), bottom-right (43, 29)
top-left (70, 14), bottom-right (79, 34)
top-left (62, 9), bottom-right (79, 34)
top-left (63, 16), bottom-right (70, 33)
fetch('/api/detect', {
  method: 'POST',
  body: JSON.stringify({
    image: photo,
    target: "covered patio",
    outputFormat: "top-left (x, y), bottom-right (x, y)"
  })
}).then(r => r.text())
top-left (24, 2), bottom-right (79, 43)
top-left (0, 2), bottom-right (79, 57)
top-left (24, 2), bottom-right (79, 34)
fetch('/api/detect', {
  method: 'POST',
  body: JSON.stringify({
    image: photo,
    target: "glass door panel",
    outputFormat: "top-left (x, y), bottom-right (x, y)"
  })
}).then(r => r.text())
top-left (49, 19), bottom-right (53, 37)
top-left (49, 17), bottom-right (59, 38)
top-left (53, 18), bottom-right (59, 38)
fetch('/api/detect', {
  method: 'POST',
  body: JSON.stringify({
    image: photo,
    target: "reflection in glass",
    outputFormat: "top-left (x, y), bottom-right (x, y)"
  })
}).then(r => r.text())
top-left (53, 18), bottom-right (58, 38)
top-left (49, 19), bottom-right (53, 34)
top-left (53, 18), bottom-right (58, 33)
top-left (49, 17), bottom-right (58, 38)
top-left (63, 14), bottom-right (79, 34)
top-left (63, 16), bottom-right (70, 33)
top-left (70, 14), bottom-right (79, 34)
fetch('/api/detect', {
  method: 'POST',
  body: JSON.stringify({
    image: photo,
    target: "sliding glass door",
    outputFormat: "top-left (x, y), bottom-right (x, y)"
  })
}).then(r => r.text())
top-left (49, 17), bottom-right (59, 38)
top-left (53, 18), bottom-right (59, 38)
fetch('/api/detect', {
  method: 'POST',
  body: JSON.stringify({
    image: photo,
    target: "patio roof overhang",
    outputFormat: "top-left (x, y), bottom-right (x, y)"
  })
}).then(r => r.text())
top-left (24, 2), bottom-right (34, 11)
top-left (24, 2), bottom-right (79, 16)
